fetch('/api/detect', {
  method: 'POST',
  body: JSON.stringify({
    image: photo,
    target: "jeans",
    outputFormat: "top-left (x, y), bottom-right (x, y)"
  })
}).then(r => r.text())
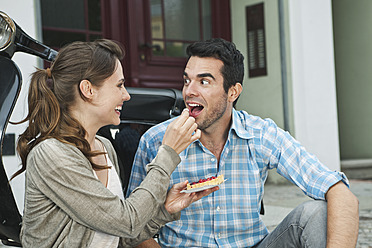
top-left (254, 200), bottom-right (327, 248)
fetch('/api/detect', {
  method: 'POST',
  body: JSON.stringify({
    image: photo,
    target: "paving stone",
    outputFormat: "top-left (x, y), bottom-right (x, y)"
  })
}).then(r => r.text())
top-left (263, 179), bottom-right (372, 247)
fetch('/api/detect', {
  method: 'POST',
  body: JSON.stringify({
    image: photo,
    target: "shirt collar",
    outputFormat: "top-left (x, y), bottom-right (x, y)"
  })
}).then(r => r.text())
top-left (230, 108), bottom-right (255, 140)
top-left (182, 109), bottom-right (254, 157)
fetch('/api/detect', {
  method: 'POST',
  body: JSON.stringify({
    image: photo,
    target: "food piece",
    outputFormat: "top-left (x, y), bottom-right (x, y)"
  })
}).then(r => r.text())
top-left (186, 174), bottom-right (224, 190)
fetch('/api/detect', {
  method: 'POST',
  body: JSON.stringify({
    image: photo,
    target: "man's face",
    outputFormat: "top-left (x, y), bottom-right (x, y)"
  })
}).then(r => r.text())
top-left (182, 56), bottom-right (229, 131)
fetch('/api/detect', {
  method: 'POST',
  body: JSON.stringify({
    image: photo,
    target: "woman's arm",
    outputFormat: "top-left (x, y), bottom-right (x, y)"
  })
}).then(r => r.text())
top-left (28, 141), bottom-right (179, 238)
top-left (27, 110), bottom-right (201, 239)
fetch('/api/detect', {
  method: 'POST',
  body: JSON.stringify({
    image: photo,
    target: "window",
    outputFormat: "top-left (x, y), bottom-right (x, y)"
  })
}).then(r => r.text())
top-left (40, 0), bottom-right (103, 49)
top-left (246, 3), bottom-right (267, 77)
top-left (149, 0), bottom-right (212, 57)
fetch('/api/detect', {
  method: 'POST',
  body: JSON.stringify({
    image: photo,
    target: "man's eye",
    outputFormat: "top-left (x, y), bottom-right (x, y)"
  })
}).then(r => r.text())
top-left (184, 78), bottom-right (191, 85)
top-left (201, 79), bottom-right (209, 85)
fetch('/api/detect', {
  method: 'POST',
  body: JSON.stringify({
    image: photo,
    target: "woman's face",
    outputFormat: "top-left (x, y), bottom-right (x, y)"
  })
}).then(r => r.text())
top-left (92, 59), bottom-right (130, 127)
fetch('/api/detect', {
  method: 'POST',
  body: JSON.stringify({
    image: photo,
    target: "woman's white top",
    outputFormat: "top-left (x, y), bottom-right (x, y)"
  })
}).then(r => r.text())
top-left (89, 153), bottom-right (124, 248)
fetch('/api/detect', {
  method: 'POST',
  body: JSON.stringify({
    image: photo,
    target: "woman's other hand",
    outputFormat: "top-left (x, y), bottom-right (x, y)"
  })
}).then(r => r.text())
top-left (162, 109), bottom-right (201, 154)
top-left (164, 181), bottom-right (219, 214)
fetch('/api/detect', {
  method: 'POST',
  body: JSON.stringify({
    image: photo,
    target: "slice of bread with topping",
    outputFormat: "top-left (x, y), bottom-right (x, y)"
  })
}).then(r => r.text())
top-left (186, 174), bottom-right (224, 190)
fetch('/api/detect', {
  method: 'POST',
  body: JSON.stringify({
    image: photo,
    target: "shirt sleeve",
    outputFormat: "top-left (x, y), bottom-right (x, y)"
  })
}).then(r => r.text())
top-left (126, 126), bottom-right (165, 197)
top-left (259, 118), bottom-right (349, 200)
top-left (26, 139), bottom-right (180, 238)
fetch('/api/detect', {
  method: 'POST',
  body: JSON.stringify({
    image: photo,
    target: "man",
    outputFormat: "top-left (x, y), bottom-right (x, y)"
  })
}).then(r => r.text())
top-left (127, 38), bottom-right (359, 247)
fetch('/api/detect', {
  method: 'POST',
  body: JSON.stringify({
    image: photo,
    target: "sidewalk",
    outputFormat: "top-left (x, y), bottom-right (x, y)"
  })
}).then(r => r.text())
top-left (262, 179), bottom-right (372, 248)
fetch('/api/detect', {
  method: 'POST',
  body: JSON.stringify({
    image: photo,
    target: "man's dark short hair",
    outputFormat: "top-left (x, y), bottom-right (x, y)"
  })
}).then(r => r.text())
top-left (186, 38), bottom-right (244, 94)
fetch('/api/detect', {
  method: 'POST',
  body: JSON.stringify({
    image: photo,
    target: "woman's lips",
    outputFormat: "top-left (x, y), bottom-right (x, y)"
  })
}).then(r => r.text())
top-left (115, 105), bottom-right (122, 115)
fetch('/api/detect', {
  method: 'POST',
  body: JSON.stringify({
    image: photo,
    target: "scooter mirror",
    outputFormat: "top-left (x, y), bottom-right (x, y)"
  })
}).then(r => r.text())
top-left (0, 11), bottom-right (16, 53)
top-left (0, 11), bottom-right (57, 61)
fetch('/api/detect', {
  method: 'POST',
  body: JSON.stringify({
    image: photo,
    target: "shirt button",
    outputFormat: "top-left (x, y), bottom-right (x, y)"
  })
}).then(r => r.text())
top-left (218, 233), bottom-right (221, 238)
top-left (216, 206), bottom-right (220, 212)
top-left (211, 158), bottom-right (216, 162)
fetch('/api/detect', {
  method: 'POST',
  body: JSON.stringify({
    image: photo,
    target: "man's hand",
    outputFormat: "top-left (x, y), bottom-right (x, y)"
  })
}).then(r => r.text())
top-left (165, 180), bottom-right (219, 214)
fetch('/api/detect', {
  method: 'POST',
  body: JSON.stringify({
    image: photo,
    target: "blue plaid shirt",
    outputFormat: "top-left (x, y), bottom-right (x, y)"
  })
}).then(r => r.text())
top-left (127, 109), bottom-right (348, 247)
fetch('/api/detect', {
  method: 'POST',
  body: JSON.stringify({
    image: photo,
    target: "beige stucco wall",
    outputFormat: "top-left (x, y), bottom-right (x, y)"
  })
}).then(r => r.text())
top-left (231, 0), bottom-right (289, 183)
top-left (232, 0), bottom-right (285, 129)
top-left (333, 0), bottom-right (372, 160)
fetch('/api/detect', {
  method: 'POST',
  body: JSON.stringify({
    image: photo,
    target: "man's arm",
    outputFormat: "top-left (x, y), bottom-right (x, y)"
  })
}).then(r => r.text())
top-left (135, 238), bottom-right (160, 248)
top-left (325, 181), bottom-right (359, 248)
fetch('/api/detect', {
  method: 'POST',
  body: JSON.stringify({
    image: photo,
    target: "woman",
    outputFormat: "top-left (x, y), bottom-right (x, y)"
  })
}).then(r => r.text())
top-left (13, 39), bottom-right (217, 247)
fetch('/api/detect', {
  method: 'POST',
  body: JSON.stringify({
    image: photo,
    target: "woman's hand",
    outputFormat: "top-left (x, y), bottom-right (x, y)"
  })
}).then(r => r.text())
top-left (164, 181), bottom-right (219, 214)
top-left (162, 109), bottom-right (201, 154)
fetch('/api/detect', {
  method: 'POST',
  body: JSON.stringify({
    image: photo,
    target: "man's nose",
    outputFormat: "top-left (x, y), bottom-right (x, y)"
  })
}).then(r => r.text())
top-left (183, 81), bottom-right (198, 97)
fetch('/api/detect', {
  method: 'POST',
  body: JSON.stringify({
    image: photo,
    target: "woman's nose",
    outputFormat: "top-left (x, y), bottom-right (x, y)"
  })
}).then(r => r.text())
top-left (122, 87), bottom-right (131, 101)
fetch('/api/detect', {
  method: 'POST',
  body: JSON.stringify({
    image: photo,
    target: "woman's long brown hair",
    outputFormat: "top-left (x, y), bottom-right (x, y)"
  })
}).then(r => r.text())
top-left (11, 39), bottom-right (124, 179)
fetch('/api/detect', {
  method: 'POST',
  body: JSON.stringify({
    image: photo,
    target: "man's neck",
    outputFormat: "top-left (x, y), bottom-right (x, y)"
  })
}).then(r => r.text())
top-left (199, 118), bottom-right (232, 162)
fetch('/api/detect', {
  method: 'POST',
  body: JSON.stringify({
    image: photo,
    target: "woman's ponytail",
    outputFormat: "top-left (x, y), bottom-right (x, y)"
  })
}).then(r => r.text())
top-left (11, 68), bottom-right (61, 179)
top-left (27, 68), bottom-right (61, 136)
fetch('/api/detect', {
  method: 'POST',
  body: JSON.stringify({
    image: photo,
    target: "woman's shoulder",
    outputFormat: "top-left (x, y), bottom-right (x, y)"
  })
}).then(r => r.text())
top-left (29, 138), bottom-right (85, 162)
top-left (27, 138), bottom-right (91, 175)
top-left (30, 138), bottom-right (63, 152)
top-left (32, 138), bottom-right (74, 150)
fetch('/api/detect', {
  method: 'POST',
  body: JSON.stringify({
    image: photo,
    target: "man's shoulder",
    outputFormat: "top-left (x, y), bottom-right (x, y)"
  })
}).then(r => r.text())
top-left (142, 118), bottom-right (174, 139)
top-left (137, 118), bottom-right (175, 151)
top-left (234, 110), bottom-right (277, 132)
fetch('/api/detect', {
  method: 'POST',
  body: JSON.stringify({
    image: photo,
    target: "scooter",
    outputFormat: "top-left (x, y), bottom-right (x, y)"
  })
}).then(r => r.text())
top-left (0, 10), bottom-right (57, 246)
top-left (0, 11), bottom-right (184, 246)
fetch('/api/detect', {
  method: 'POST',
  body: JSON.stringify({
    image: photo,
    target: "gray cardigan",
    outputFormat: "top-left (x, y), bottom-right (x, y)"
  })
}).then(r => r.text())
top-left (20, 136), bottom-right (181, 247)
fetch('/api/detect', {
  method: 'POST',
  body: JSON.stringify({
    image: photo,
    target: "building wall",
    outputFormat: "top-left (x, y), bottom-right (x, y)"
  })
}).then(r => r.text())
top-left (232, 0), bottom-right (341, 171)
top-left (232, 0), bottom-right (285, 129)
top-left (333, 0), bottom-right (372, 160)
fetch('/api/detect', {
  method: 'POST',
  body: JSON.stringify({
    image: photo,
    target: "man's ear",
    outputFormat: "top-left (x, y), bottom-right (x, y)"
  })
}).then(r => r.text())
top-left (79, 79), bottom-right (94, 99)
top-left (228, 83), bottom-right (243, 103)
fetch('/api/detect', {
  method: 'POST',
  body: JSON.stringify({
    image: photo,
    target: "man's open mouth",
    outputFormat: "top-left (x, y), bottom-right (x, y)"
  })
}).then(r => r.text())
top-left (188, 103), bottom-right (204, 117)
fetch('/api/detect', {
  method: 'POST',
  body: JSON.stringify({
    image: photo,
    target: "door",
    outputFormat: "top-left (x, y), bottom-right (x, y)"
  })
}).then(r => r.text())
top-left (105, 0), bottom-right (231, 90)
